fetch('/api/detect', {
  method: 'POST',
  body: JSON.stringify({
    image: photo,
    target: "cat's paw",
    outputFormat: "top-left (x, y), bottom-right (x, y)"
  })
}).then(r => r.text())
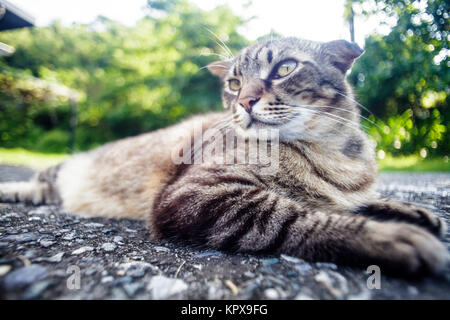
top-left (360, 201), bottom-right (447, 237)
top-left (366, 221), bottom-right (449, 276)
top-left (409, 205), bottom-right (447, 237)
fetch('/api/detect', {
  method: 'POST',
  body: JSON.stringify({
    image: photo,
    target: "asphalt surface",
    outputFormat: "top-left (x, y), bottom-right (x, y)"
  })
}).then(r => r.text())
top-left (0, 164), bottom-right (449, 300)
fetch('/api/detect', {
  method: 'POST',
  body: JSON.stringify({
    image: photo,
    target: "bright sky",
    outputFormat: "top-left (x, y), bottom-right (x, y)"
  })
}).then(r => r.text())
top-left (10, 0), bottom-right (391, 47)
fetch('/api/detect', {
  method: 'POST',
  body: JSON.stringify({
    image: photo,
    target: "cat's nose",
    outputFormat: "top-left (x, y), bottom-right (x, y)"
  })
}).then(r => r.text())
top-left (239, 96), bottom-right (260, 113)
top-left (238, 79), bottom-right (265, 113)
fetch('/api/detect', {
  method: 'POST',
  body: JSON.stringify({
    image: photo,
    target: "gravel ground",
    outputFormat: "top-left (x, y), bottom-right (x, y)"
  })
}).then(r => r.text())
top-left (0, 165), bottom-right (449, 300)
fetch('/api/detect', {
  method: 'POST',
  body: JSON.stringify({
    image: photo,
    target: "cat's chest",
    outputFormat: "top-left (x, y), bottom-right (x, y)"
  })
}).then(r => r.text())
top-left (260, 142), bottom-right (377, 209)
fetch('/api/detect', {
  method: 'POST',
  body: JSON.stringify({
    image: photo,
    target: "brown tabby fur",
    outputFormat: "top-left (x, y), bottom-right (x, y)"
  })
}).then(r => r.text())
top-left (0, 37), bottom-right (448, 276)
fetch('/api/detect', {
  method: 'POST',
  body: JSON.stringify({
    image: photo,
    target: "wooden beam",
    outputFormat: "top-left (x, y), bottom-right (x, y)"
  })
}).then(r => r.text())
top-left (0, 41), bottom-right (14, 56)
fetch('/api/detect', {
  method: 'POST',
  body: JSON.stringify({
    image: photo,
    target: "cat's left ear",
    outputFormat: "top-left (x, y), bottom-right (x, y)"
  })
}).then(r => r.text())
top-left (207, 60), bottom-right (233, 78)
top-left (323, 40), bottom-right (364, 73)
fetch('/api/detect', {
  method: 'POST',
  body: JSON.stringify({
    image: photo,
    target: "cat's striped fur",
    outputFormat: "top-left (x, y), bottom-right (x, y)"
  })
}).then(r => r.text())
top-left (1, 37), bottom-right (448, 276)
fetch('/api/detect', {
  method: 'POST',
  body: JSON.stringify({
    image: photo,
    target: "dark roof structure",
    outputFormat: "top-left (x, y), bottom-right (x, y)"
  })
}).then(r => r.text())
top-left (0, 0), bottom-right (35, 31)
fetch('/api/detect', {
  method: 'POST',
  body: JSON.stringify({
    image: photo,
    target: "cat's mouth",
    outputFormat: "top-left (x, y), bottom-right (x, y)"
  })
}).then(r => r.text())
top-left (246, 114), bottom-right (289, 129)
top-left (247, 117), bottom-right (279, 128)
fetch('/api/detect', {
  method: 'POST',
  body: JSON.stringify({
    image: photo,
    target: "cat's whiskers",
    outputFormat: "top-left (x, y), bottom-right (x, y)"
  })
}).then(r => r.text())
top-left (199, 52), bottom-right (232, 60)
top-left (299, 104), bottom-right (382, 130)
top-left (203, 26), bottom-right (234, 59)
top-left (280, 102), bottom-right (369, 131)
top-left (290, 107), bottom-right (365, 132)
top-left (335, 91), bottom-right (375, 118)
top-left (198, 64), bottom-right (229, 71)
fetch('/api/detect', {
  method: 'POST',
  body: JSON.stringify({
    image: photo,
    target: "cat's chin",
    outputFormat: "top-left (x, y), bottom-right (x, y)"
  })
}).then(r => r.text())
top-left (233, 122), bottom-right (302, 143)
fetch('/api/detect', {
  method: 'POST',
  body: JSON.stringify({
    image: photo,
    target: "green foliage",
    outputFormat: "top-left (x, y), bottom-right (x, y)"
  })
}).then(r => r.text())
top-left (0, 147), bottom-right (68, 169)
top-left (378, 154), bottom-right (450, 172)
top-left (0, 0), bottom-right (247, 152)
top-left (35, 129), bottom-right (71, 153)
top-left (349, 0), bottom-right (449, 157)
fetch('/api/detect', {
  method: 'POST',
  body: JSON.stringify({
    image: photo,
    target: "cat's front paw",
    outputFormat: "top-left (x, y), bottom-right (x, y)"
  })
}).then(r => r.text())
top-left (360, 201), bottom-right (447, 237)
top-left (365, 221), bottom-right (449, 276)
top-left (410, 205), bottom-right (447, 237)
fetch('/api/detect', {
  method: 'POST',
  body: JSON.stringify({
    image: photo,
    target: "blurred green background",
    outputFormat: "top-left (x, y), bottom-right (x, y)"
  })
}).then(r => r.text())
top-left (0, 0), bottom-right (448, 170)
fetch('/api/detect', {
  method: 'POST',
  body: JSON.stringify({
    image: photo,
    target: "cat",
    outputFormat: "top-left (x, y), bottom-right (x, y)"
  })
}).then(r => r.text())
top-left (0, 37), bottom-right (448, 276)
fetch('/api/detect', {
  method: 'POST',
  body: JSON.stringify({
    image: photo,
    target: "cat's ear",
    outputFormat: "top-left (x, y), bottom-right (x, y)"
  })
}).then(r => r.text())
top-left (323, 40), bottom-right (364, 73)
top-left (207, 60), bottom-right (233, 78)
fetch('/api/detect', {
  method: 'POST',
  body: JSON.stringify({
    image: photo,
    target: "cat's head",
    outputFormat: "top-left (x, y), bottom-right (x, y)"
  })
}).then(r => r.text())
top-left (208, 37), bottom-right (364, 141)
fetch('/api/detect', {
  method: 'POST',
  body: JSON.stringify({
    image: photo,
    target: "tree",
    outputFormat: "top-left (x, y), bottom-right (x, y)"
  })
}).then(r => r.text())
top-left (0, 0), bottom-right (247, 152)
top-left (348, 0), bottom-right (449, 157)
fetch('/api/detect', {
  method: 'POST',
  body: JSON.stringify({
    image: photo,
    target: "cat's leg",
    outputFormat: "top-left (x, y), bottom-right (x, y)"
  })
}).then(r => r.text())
top-left (0, 164), bottom-right (62, 205)
top-left (354, 200), bottom-right (446, 237)
top-left (151, 167), bottom-right (449, 276)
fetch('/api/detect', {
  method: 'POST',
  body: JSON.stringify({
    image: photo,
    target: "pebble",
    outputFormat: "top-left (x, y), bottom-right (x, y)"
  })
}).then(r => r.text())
top-left (110, 287), bottom-right (128, 300)
top-left (153, 245), bottom-right (170, 252)
top-left (118, 261), bottom-right (157, 278)
top-left (264, 288), bottom-right (280, 299)
top-left (280, 254), bottom-right (304, 264)
top-left (23, 279), bottom-right (55, 299)
top-left (24, 249), bottom-right (38, 259)
top-left (262, 258), bottom-right (280, 266)
top-left (101, 276), bottom-right (114, 283)
top-left (314, 271), bottom-right (343, 299)
top-left (1, 232), bottom-right (40, 243)
top-left (130, 256), bottom-right (144, 261)
top-left (62, 232), bottom-right (76, 241)
top-left (47, 252), bottom-right (65, 263)
top-left (102, 228), bottom-right (116, 235)
top-left (39, 239), bottom-right (56, 248)
top-left (2, 264), bottom-right (48, 290)
top-left (113, 236), bottom-right (124, 244)
top-left (112, 276), bottom-right (133, 286)
top-left (294, 263), bottom-right (313, 275)
top-left (81, 257), bottom-right (101, 263)
top-left (348, 288), bottom-right (372, 300)
top-left (208, 284), bottom-right (225, 299)
top-left (147, 275), bottom-right (188, 299)
top-left (85, 222), bottom-right (104, 228)
top-left (2, 212), bottom-right (21, 218)
top-left (195, 251), bottom-right (224, 259)
top-left (122, 283), bottom-right (143, 297)
top-left (295, 293), bottom-right (314, 300)
top-left (0, 265), bottom-right (12, 276)
top-left (315, 262), bottom-right (338, 270)
top-left (101, 243), bottom-right (117, 252)
top-left (72, 246), bottom-right (94, 255)
top-left (85, 268), bottom-right (98, 276)
top-left (408, 286), bottom-right (419, 296)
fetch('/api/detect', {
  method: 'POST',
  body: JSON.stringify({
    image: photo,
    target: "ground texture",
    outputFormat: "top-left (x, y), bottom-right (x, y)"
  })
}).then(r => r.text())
top-left (0, 164), bottom-right (449, 300)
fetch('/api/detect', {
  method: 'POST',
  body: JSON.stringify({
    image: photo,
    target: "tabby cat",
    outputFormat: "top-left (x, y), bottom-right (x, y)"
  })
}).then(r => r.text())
top-left (1, 37), bottom-right (448, 276)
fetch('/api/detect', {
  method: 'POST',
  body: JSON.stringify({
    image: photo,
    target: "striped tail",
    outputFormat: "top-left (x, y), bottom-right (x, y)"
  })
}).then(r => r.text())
top-left (0, 164), bottom-right (62, 205)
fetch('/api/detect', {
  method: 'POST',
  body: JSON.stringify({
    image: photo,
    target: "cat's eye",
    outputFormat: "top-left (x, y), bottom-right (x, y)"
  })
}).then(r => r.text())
top-left (276, 61), bottom-right (297, 78)
top-left (228, 79), bottom-right (241, 91)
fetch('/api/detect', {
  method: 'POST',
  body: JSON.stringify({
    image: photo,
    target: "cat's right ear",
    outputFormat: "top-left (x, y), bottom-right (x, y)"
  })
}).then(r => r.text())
top-left (207, 60), bottom-right (233, 78)
top-left (323, 40), bottom-right (364, 73)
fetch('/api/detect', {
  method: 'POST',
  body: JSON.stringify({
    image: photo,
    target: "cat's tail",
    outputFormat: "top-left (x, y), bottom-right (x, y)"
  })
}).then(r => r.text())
top-left (0, 164), bottom-right (62, 205)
